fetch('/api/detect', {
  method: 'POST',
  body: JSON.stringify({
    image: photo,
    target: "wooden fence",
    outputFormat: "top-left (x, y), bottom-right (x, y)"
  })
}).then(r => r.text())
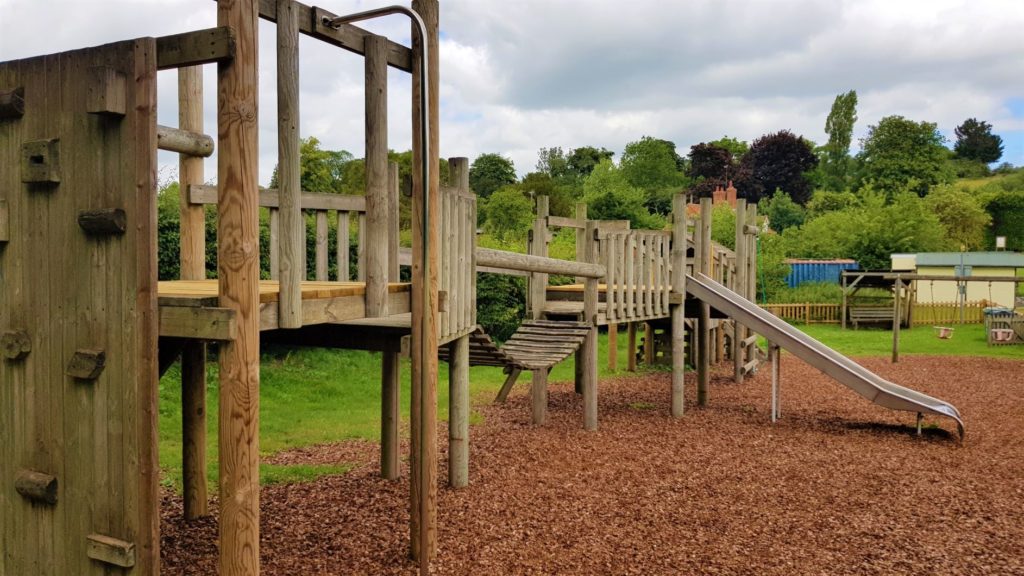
top-left (761, 303), bottom-right (841, 324)
top-left (759, 301), bottom-right (986, 326)
top-left (912, 301), bottom-right (985, 326)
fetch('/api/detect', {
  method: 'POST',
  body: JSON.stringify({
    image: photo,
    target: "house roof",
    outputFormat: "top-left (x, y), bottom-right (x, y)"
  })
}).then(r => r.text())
top-left (914, 251), bottom-right (1024, 268)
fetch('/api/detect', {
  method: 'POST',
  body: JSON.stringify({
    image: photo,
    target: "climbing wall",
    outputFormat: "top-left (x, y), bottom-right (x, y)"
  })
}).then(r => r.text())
top-left (0, 38), bottom-right (158, 574)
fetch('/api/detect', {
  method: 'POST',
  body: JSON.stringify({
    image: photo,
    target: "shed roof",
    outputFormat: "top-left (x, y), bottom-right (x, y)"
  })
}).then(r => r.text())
top-left (914, 252), bottom-right (1024, 268)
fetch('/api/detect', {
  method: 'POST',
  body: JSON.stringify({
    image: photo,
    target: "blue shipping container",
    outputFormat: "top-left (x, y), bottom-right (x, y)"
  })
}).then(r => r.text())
top-left (784, 259), bottom-right (859, 288)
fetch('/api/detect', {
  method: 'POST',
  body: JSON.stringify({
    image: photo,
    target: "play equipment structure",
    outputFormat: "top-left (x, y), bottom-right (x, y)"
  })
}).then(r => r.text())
top-left (0, 1), bottom-right (964, 573)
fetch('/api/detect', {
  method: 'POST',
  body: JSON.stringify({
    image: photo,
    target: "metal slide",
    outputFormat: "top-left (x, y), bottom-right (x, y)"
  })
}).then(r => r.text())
top-left (687, 273), bottom-right (964, 438)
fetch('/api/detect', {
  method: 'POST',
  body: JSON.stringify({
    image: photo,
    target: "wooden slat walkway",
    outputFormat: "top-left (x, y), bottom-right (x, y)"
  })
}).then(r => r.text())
top-left (439, 320), bottom-right (589, 371)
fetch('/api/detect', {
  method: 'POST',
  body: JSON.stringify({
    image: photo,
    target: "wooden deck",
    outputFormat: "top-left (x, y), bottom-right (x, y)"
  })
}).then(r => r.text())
top-left (158, 280), bottom-right (412, 338)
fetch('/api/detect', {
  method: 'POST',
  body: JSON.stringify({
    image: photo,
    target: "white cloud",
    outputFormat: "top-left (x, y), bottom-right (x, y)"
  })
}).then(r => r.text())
top-left (2, 0), bottom-right (1022, 184)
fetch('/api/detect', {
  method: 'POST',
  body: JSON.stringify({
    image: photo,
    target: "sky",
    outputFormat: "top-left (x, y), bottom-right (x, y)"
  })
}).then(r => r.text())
top-left (1, 0), bottom-right (1022, 186)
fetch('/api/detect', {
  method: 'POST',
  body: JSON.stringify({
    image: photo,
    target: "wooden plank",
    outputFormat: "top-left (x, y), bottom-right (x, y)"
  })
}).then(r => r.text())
top-left (156, 26), bottom-right (236, 70)
top-left (269, 209), bottom-right (280, 279)
top-left (86, 534), bottom-right (135, 569)
top-left (181, 341), bottom-right (208, 519)
top-left (697, 197), bottom-right (712, 406)
top-left (357, 213), bottom-right (366, 281)
top-left (159, 306), bottom-right (238, 340)
top-left (189, 183), bottom-right (367, 211)
top-left (365, 34), bottom-right (389, 317)
top-left (530, 195), bottom-right (549, 319)
top-left (278, 0), bottom-right (303, 328)
top-left (605, 232), bottom-right (616, 324)
top-left (733, 198), bottom-right (747, 384)
top-left (573, 202), bottom-right (586, 283)
top-left (337, 211), bottom-right (351, 280)
top-left (315, 211), bottom-right (328, 281)
top-left (216, 0), bottom-right (261, 572)
top-left (388, 162), bottom-right (400, 282)
top-left (157, 124), bottom-right (214, 157)
top-left (477, 247), bottom-right (604, 278)
top-left (178, 66), bottom-right (206, 280)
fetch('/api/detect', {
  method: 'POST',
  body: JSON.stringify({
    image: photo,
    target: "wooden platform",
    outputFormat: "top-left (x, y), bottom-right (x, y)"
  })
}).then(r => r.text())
top-left (158, 280), bottom-right (412, 338)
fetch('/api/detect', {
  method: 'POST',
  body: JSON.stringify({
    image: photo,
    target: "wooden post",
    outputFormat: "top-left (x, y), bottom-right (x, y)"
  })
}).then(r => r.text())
top-left (583, 221), bottom-right (599, 430)
top-left (531, 369), bottom-right (547, 425)
top-left (178, 64), bottom-right (209, 520)
top-left (697, 197), bottom-right (711, 406)
top-left (381, 348), bottom-right (400, 480)
top-left (841, 273), bottom-right (847, 330)
top-left (410, 0), bottom-right (439, 564)
top-left (365, 34), bottom-right (389, 317)
top-left (388, 162), bottom-right (401, 282)
top-left (892, 277), bottom-right (902, 363)
top-left (574, 202), bottom-right (587, 284)
top-left (448, 336), bottom-right (469, 486)
top-left (733, 198), bottom-right (747, 384)
top-left (277, 0), bottom-right (302, 328)
top-left (770, 343), bottom-right (780, 422)
top-left (607, 323), bottom-right (618, 371)
top-left (627, 322), bottom-right (637, 372)
top-left (217, 0), bottom-right (260, 573)
top-left (746, 202), bottom-right (758, 366)
top-left (530, 195), bottom-right (549, 319)
top-left (644, 322), bottom-right (654, 364)
top-left (670, 193), bottom-right (687, 417)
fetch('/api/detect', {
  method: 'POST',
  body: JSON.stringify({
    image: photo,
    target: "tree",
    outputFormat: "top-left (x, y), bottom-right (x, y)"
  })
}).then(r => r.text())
top-left (620, 136), bottom-right (686, 213)
top-left (925, 184), bottom-right (992, 250)
top-left (566, 146), bottom-right (614, 180)
top-left (762, 190), bottom-right (806, 233)
top-left (469, 153), bottom-right (516, 198)
top-left (741, 130), bottom-right (818, 204)
top-left (581, 159), bottom-right (661, 229)
top-left (484, 185), bottom-right (534, 242)
top-left (269, 136), bottom-right (353, 192)
top-left (536, 147), bottom-right (570, 180)
top-left (820, 90), bottom-right (858, 191)
top-left (953, 118), bottom-right (1003, 163)
top-left (857, 115), bottom-right (951, 197)
top-left (687, 142), bottom-right (739, 198)
top-left (708, 136), bottom-right (748, 158)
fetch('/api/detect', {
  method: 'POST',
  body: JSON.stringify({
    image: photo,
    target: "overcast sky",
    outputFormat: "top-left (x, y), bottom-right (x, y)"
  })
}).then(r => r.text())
top-left (2, 0), bottom-right (1022, 186)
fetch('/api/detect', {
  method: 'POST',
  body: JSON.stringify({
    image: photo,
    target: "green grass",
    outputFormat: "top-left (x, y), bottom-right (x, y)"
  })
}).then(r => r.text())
top-left (158, 330), bottom-right (638, 490)
top-left (793, 323), bottom-right (1023, 359)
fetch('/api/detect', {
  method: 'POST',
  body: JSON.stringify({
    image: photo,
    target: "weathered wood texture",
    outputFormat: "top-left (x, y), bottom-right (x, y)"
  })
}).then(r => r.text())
top-left (365, 34), bottom-right (389, 317)
top-left (410, 0), bottom-right (440, 564)
top-left (529, 195), bottom-right (549, 319)
top-left (582, 222), bottom-right (599, 430)
top-left (277, 0), bottom-right (303, 328)
top-left (477, 248), bottom-right (605, 278)
top-left (381, 349), bottom-right (400, 480)
top-left (157, 124), bottom-right (214, 156)
top-left (733, 198), bottom-right (747, 383)
top-left (448, 335), bottom-right (470, 487)
top-left (156, 26), bottom-right (236, 70)
top-left (0, 38), bottom-right (159, 575)
top-left (697, 197), bottom-right (711, 406)
top-left (439, 182), bottom-right (476, 341)
top-left (217, 0), bottom-right (261, 573)
top-left (0, 86), bottom-right (25, 119)
top-left (670, 193), bottom-right (686, 417)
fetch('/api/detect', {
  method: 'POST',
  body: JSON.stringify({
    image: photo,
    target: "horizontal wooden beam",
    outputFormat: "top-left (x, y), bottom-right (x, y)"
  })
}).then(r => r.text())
top-left (477, 247), bottom-right (606, 278)
top-left (249, 0), bottom-right (413, 72)
top-left (157, 125), bottom-right (214, 157)
top-left (547, 216), bottom-right (631, 231)
top-left (159, 306), bottom-right (238, 340)
top-left (189, 184), bottom-right (366, 212)
top-left (156, 26), bottom-right (236, 70)
top-left (740, 334), bottom-right (759, 349)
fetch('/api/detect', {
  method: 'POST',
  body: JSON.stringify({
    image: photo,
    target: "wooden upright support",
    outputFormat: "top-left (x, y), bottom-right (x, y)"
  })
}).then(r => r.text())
top-left (365, 34), bottom-right (389, 317)
top-left (583, 221), bottom-right (599, 430)
top-left (178, 64), bottom-right (209, 521)
top-left (733, 198), bottom-right (747, 384)
top-left (277, 0), bottom-right (302, 328)
top-left (410, 0), bottom-right (439, 564)
top-left (380, 161), bottom-right (403, 482)
top-left (217, 0), bottom-right (261, 573)
top-left (448, 156), bottom-right (471, 487)
top-left (388, 161), bottom-right (401, 282)
top-left (670, 193), bottom-right (687, 417)
top-left (892, 276), bottom-right (902, 363)
top-left (745, 202), bottom-right (758, 366)
top-left (530, 195), bottom-right (550, 319)
top-left (697, 197), bottom-right (712, 406)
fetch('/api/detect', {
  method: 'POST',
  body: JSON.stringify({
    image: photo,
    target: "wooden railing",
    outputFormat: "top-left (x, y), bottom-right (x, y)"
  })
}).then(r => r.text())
top-left (188, 183), bottom-right (378, 282)
top-left (761, 303), bottom-right (841, 324)
top-left (439, 185), bottom-right (477, 341)
top-left (601, 230), bottom-right (673, 324)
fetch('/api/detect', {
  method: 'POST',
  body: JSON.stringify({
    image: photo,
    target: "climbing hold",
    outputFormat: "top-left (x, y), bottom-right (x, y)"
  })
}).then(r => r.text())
top-left (0, 87), bottom-right (24, 120)
top-left (66, 349), bottom-right (106, 380)
top-left (21, 138), bottom-right (60, 184)
top-left (1, 330), bottom-right (31, 360)
top-left (78, 208), bottom-right (127, 236)
top-left (15, 469), bottom-right (57, 505)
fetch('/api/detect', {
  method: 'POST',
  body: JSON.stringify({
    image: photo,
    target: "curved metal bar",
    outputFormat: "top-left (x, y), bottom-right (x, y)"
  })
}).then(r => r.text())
top-left (324, 6), bottom-right (434, 566)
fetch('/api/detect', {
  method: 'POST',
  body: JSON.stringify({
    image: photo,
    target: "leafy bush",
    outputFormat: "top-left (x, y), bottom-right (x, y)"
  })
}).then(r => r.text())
top-left (475, 273), bottom-right (526, 342)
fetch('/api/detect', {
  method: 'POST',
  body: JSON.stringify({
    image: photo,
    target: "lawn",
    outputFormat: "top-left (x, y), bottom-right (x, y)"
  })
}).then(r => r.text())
top-left (158, 320), bottom-right (1021, 490)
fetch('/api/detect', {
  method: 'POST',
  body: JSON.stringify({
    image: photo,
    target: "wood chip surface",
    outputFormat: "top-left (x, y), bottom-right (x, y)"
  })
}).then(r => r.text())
top-left (161, 355), bottom-right (1024, 575)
